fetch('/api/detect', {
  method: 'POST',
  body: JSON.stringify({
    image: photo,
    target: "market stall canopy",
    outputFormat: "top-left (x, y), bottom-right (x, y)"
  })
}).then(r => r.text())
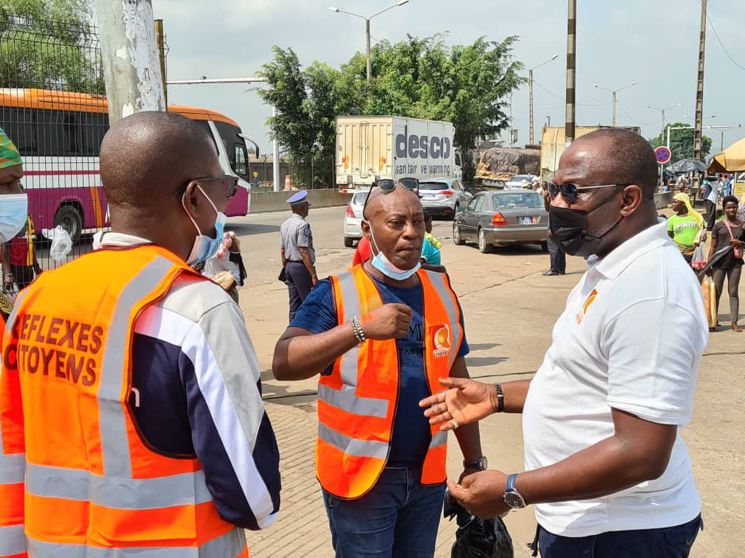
top-left (708, 137), bottom-right (745, 172)
top-left (668, 159), bottom-right (707, 174)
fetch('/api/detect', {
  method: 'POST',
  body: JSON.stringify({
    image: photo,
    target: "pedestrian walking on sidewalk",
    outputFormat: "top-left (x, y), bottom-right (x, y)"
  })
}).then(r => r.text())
top-left (421, 128), bottom-right (707, 558)
top-left (703, 175), bottom-right (720, 231)
top-left (541, 188), bottom-right (566, 276)
top-left (0, 113), bottom-right (280, 557)
top-left (667, 193), bottom-right (705, 264)
top-left (280, 190), bottom-right (317, 321)
top-left (273, 182), bottom-right (485, 558)
top-left (707, 195), bottom-right (744, 332)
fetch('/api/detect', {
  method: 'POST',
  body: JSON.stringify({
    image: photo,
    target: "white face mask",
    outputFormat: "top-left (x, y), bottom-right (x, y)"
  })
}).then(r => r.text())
top-left (367, 222), bottom-right (421, 281)
top-left (0, 193), bottom-right (28, 243)
top-left (182, 185), bottom-right (226, 266)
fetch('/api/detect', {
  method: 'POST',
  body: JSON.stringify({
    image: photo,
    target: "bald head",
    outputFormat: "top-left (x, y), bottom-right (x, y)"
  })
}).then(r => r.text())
top-left (100, 111), bottom-right (218, 206)
top-left (569, 128), bottom-right (658, 198)
top-left (364, 183), bottom-right (421, 220)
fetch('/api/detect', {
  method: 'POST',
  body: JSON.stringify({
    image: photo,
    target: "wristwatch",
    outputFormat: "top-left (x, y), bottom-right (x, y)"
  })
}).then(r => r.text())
top-left (503, 473), bottom-right (527, 509)
top-left (463, 456), bottom-right (488, 471)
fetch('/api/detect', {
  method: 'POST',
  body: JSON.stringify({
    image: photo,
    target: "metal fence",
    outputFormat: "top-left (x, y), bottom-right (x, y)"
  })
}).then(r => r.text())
top-left (0, 14), bottom-right (105, 286)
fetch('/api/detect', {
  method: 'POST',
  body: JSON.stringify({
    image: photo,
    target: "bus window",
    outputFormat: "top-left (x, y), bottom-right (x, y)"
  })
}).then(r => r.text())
top-left (234, 143), bottom-right (248, 179)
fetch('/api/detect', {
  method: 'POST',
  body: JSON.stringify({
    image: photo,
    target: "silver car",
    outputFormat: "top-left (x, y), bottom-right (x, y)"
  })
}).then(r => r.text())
top-left (419, 178), bottom-right (472, 220)
top-left (453, 189), bottom-right (549, 253)
top-left (343, 189), bottom-right (370, 247)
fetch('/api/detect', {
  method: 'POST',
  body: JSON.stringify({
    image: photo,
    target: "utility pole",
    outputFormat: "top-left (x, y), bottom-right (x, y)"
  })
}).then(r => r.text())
top-left (96, 0), bottom-right (165, 125)
top-left (365, 19), bottom-right (372, 81)
top-left (611, 91), bottom-right (617, 127)
top-left (565, 0), bottom-right (577, 145)
top-left (154, 19), bottom-right (167, 107)
top-left (529, 68), bottom-right (534, 144)
top-left (694, 0), bottom-right (707, 161)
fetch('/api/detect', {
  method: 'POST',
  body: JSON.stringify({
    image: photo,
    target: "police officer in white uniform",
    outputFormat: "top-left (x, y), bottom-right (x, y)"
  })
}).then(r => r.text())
top-left (280, 191), bottom-right (317, 321)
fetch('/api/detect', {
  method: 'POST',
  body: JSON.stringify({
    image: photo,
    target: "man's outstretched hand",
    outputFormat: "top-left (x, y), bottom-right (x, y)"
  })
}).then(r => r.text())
top-left (419, 377), bottom-right (495, 431)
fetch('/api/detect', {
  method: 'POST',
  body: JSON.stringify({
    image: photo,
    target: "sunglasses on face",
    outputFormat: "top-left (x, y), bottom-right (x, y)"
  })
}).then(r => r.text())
top-left (191, 174), bottom-right (239, 197)
top-left (548, 182), bottom-right (625, 204)
top-left (363, 177), bottom-right (420, 216)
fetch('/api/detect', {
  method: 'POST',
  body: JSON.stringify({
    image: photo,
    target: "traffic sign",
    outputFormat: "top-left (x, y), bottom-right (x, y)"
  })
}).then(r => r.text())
top-left (655, 146), bottom-right (672, 164)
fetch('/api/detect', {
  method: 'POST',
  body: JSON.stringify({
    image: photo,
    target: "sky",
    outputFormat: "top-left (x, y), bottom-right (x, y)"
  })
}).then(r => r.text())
top-left (153, 0), bottom-right (745, 156)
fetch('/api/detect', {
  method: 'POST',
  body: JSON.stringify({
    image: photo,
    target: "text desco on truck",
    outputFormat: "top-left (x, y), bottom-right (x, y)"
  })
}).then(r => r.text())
top-left (335, 115), bottom-right (462, 190)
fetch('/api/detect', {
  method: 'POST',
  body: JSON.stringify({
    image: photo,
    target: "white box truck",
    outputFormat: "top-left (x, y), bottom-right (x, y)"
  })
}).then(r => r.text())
top-left (335, 115), bottom-right (462, 190)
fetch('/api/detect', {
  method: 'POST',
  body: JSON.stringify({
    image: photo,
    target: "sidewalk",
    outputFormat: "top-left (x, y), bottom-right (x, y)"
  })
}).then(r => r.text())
top-left (246, 402), bottom-right (464, 557)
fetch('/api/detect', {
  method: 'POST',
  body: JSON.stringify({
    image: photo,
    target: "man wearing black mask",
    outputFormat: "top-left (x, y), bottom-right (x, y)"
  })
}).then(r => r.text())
top-left (420, 129), bottom-right (707, 558)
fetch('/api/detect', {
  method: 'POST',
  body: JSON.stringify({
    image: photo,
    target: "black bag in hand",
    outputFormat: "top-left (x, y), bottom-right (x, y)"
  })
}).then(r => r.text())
top-left (444, 490), bottom-right (514, 558)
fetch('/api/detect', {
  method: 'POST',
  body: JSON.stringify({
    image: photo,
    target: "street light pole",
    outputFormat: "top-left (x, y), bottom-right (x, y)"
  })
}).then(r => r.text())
top-left (565, 0), bottom-right (577, 145)
top-left (329, 1), bottom-right (410, 82)
top-left (592, 81), bottom-right (637, 127)
top-left (646, 103), bottom-right (682, 144)
top-left (528, 54), bottom-right (558, 144)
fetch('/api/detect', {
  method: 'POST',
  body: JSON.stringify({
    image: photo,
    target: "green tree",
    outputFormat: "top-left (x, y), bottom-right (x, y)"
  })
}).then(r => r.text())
top-left (649, 122), bottom-right (712, 163)
top-left (260, 34), bottom-right (524, 186)
top-left (0, 0), bottom-right (103, 93)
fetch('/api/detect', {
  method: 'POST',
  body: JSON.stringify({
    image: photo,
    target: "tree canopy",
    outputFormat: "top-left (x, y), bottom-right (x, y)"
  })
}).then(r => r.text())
top-left (0, 0), bottom-right (104, 93)
top-left (649, 122), bottom-right (712, 164)
top-left (258, 34), bottom-right (524, 186)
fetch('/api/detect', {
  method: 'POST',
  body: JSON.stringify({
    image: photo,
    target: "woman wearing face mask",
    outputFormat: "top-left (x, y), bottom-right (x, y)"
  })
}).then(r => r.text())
top-left (707, 195), bottom-right (744, 332)
top-left (0, 128), bottom-right (31, 317)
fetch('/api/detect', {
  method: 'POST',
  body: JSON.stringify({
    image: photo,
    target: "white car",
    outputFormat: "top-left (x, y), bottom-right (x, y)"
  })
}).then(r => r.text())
top-left (343, 189), bottom-right (370, 247)
top-left (505, 174), bottom-right (537, 190)
top-left (419, 178), bottom-right (472, 220)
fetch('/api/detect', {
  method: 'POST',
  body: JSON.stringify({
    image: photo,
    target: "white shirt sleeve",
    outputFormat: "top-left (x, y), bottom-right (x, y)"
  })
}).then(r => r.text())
top-left (603, 298), bottom-right (700, 426)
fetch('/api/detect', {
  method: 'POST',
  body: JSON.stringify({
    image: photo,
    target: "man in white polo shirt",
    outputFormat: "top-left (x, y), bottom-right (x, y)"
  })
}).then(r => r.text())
top-left (420, 128), bottom-right (707, 558)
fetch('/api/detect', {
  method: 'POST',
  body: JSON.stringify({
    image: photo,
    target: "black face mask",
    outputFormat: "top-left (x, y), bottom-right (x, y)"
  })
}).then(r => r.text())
top-left (548, 203), bottom-right (623, 257)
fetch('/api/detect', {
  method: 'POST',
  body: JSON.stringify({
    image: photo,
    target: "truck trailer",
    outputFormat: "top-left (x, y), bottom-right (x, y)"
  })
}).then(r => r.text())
top-left (335, 115), bottom-right (462, 190)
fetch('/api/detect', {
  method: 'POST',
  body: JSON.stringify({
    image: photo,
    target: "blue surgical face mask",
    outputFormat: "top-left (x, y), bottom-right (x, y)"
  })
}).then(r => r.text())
top-left (182, 185), bottom-right (227, 266)
top-left (367, 222), bottom-right (421, 281)
top-left (0, 193), bottom-right (28, 243)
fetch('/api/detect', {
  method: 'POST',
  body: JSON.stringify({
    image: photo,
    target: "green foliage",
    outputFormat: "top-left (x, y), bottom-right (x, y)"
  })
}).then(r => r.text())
top-left (259, 34), bottom-right (524, 186)
top-left (0, 0), bottom-right (104, 93)
top-left (649, 122), bottom-right (712, 163)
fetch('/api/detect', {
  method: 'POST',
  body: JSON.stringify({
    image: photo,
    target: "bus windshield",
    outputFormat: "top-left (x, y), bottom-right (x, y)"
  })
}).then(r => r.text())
top-left (214, 121), bottom-right (249, 181)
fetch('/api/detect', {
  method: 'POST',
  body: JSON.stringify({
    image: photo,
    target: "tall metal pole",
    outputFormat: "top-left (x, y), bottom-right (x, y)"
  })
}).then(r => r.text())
top-left (154, 19), bottom-right (167, 107)
top-left (694, 0), bottom-right (707, 161)
top-left (528, 68), bottom-right (535, 144)
top-left (611, 91), bottom-right (617, 127)
top-left (96, 0), bottom-right (165, 124)
top-left (272, 106), bottom-right (281, 193)
top-left (565, 0), bottom-right (577, 145)
top-left (660, 109), bottom-right (666, 141)
top-left (366, 19), bottom-right (372, 81)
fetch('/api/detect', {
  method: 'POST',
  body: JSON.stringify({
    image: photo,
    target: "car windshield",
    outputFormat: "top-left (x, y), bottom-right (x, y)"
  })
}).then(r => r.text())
top-left (419, 181), bottom-right (449, 191)
top-left (493, 193), bottom-right (542, 209)
top-left (510, 175), bottom-right (531, 182)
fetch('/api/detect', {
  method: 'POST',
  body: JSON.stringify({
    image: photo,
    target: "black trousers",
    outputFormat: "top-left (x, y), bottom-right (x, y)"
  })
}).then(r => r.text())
top-left (285, 261), bottom-right (313, 322)
top-left (704, 200), bottom-right (717, 231)
top-left (547, 238), bottom-right (566, 273)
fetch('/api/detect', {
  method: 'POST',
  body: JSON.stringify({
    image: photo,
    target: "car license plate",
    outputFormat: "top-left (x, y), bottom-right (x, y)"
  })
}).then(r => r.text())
top-left (519, 216), bottom-right (538, 225)
top-left (422, 194), bottom-right (435, 200)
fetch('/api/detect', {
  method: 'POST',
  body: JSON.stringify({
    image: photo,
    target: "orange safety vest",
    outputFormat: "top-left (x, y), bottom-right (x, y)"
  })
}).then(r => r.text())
top-left (0, 245), bottom-right (248, 557)
top-left (317, 265), bottom-right (464, 499)
top-left (0, 314), bottom-right (27, 558)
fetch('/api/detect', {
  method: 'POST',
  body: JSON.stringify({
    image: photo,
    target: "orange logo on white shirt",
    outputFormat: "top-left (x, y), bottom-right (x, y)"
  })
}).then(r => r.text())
top-left (576, 289), bottom-right (598, 324)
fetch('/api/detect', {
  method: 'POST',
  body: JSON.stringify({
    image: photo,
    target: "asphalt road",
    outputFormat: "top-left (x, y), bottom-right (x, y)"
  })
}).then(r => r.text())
top-left (228, 206), bottom-right (741, 557)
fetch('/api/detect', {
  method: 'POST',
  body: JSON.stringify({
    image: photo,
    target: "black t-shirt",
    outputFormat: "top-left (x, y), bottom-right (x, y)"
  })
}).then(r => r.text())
top-left (712, 219), bottom-right (745, 269)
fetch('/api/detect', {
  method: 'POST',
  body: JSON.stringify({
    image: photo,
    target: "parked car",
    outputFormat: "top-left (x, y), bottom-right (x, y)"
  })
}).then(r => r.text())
top-left (419, 177), bottom-right (472, 219)
top-left (453, 189), bottom-right (549, 253)
top-left (343, 189), bottom-right (370, 247)
top-left (505, 174), bottom-right (537, 189)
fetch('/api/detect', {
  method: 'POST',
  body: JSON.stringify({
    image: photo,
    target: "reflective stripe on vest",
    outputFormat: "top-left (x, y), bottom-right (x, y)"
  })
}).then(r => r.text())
top-left (0, 299), bottom-right (27, 558)
top-left (26, 527), bottom-right (248, 558)
top-left (317, 266), bottom-right (463, 498)
top-left (3, 247), bottom-right (246, 555)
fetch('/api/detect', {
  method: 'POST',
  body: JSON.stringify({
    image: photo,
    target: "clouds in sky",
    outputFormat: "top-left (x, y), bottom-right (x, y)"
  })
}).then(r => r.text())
top-left (153, 0), bottom-right (744, 153)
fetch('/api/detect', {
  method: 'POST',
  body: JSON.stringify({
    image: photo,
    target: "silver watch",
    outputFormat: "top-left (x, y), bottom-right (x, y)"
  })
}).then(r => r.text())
top-left (463, 456), bottom-right (488, 471)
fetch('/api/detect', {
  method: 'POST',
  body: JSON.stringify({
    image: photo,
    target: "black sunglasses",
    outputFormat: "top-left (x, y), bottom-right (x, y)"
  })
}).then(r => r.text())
top-left (549, 182), bottom-right (625, 204)
top-left (190, 175), bottom-right (239, 197)
top-left (362, 177), bottom-right (420, 217)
